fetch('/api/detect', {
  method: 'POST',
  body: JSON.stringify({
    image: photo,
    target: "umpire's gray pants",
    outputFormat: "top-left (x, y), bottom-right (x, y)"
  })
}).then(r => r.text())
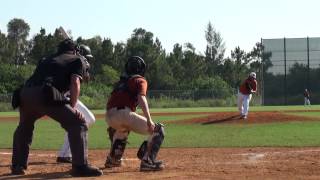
top-left (12, 86), bottom-right (88, 169)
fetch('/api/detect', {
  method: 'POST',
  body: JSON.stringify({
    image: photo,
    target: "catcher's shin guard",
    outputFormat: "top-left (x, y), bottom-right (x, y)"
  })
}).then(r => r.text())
top-left (105, 138), bottom-right (127, 168)
top-left (137, 140), bottom-right (147, 160)
top-left (137, 123), bottom-right (165, 162)
top-left (150, 123), bottom-right (165, 162)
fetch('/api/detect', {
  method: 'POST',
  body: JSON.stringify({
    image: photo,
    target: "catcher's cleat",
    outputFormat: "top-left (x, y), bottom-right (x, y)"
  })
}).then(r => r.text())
top-left (71, 165), bottom-right (103, 177)
top-left (11, 165), bottom-right (26, 175)
top-left (104, 155), bottom-right (122, 168)
top-left (153, 160), bottom-right (163, 166)
top-left (140, 159), bottom-right (163, 172)
top-left (56, 157), bottom-right (72, 163)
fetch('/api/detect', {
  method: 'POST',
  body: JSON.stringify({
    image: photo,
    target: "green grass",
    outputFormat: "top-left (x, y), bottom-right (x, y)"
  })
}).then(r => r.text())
top-left (286, 111), bottom-right (320, 118)
top-left (0, 111), bottom-right (19, 116)
top-left (1, 106), bottom-right (320, 150)
top-left (161, 122), bottom-right (320, 147)
top-left (2, 116), bottom-right (320, 149)
top-left (0, 114), bottom-right (206, 149)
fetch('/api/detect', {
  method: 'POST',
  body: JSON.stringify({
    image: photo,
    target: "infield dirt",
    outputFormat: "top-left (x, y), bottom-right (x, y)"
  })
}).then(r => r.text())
top-left (1, 147), bottom-right (320, 180)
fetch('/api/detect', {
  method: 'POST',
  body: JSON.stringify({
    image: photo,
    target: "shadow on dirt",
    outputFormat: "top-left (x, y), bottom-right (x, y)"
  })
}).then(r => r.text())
top-left (0, 171), bottom-right (71, 180)
top-left (202, 115), bottom-right (241, 125)
top-left (0, 164), bottom-right (10, 168)
top-left (29, 162), bottom-right (59, 166)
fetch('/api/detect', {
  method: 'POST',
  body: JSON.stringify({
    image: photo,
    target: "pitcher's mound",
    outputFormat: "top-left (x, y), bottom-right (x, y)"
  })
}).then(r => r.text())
top-left (166, 111), bottom-right (320, 125)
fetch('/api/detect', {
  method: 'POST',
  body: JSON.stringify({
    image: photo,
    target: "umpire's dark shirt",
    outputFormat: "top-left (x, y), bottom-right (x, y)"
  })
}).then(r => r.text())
top-left (26, 52), bottom-right (86, 93)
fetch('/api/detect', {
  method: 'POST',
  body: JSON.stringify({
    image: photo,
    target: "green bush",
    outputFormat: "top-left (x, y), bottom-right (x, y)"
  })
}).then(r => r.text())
top-left (0, 102), bottom-right (13, 112)
top-left (148, 95), bottom-right (237, 108)
top-left (0, 64), bottom-right (35, 94)
top-left (79, 82), bottom-right (112, 109)
top-left (94, 65), bottom-right (119, 86)
top-left (192, 76), bottom-right (233, 99)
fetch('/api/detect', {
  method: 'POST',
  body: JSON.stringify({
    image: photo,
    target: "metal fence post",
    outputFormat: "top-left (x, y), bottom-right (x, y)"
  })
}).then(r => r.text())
top-left (307, 37), bottom-right (310, 90)
top-left (260, 38), bottom-right (264, 106)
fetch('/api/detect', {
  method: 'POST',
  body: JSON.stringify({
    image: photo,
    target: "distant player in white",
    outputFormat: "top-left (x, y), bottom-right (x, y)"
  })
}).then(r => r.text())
top-left (304, 89), bottom-right (311, 106)
top-left (237, 72), bottom-right (257, 119)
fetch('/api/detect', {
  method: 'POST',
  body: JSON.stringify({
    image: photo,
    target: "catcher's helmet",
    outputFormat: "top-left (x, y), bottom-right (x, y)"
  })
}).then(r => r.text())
top-left (57, 38), bottom-right (75, 54)
top-left (78, 44), bottom-right (93, 59)
top-left (249, 72), bottom-right (256, 79)
top-left (125, 56), bottom-right (146, 76)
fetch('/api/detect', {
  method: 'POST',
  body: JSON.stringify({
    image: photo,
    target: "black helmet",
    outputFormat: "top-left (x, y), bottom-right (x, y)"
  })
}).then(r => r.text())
top-left (125, 56), bottom-right (146, 76)
top-left (79, 44), bottom-right (93, 59)
top-left (57, 38), bottom-right (75, 54)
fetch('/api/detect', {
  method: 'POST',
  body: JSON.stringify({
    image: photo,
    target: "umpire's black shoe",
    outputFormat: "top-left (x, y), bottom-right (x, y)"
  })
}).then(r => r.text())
top-left (11, 165), bottom-right (26, 175)
top-left (71, 165), bottom-right (103, 177)
top-left (56, 157), bottom-right (72, 163)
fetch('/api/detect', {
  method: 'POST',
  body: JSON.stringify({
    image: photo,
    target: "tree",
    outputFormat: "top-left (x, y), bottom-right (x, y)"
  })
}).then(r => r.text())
top-left (113, 42), bottom-right (127, 72)
top-left (78, 36), bottom-right (103, 76)
top-left (29, 27), bottom-right (69, 64)
top-left (94, 65), bottom-right (119, 86)
top-left (204, 21), bottom-right (225, 76)
top-left (7, 18), bottom-right (30, 65)
top-left (0, 30), bottom-right (10, 64)
top-left (230, 46), bottom-right (249, 87)
top-left (29, 28), bottom-right (47, 64)
top-left (181, 43), bottom-right (206, 88)
top-left (126, 28), bottom-right (165, 89)
top-left (166, 43), bottom-right (184, 87)
top-left (248, 42), bottom-right (272, 74)
top-left (100, 38), bottom-right (114, 67)
top-left (217, 46), bottom-right (248, 89)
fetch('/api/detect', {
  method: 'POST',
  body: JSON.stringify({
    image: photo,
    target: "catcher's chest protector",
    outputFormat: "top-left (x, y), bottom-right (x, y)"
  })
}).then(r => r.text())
top-left (112, 75), bottom-right (144, 97)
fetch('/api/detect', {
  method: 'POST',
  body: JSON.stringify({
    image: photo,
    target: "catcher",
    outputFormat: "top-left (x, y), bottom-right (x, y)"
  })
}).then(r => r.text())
top-left (105, 56), bottom-right (164, 171)
top-left (237, 72), bottom-right (257, 119)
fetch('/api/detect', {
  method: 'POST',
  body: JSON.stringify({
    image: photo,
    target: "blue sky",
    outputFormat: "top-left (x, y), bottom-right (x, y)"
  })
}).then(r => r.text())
top-left (1, 0), bottom-right (320, 56)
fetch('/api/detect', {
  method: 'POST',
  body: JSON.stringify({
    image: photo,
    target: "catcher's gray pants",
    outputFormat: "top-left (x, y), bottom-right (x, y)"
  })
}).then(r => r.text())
top-left (12, 86), bottom-right (88, 169)
top-left (106, 107), bottom-right (152, 140)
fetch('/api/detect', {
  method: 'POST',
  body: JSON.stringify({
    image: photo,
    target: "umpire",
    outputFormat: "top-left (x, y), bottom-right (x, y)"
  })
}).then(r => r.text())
top-left (10, 39), bottom-right (103, 177)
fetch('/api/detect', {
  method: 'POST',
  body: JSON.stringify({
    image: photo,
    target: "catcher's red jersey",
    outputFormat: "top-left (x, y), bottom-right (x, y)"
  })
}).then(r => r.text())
top-left (239, 77), bottom-right (257, 95)
top-left (107, 77), bottom-right (147, 112)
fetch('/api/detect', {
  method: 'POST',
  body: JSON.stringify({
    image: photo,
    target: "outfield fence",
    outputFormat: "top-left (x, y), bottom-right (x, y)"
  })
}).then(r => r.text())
top-left (262, 37), bottom-right (320, 105)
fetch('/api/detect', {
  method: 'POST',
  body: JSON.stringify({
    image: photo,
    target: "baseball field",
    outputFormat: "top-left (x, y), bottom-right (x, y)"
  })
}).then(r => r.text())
top-left (1, 105), bottom-right (320, 179)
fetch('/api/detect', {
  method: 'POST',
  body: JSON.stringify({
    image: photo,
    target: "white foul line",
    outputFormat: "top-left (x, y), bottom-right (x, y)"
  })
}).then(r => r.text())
top-left (0, 152), bottom-right (139, 161)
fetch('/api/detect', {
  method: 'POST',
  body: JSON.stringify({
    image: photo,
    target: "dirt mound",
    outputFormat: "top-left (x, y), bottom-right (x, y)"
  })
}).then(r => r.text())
top-left (166, 111), bottom-right (320, 125)
top-left (2, 111), bottom-right (320, 125)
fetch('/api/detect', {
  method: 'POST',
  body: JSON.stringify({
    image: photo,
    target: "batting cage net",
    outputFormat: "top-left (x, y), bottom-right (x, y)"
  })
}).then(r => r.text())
top-left (262, 37), bottom-right (320, 105)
